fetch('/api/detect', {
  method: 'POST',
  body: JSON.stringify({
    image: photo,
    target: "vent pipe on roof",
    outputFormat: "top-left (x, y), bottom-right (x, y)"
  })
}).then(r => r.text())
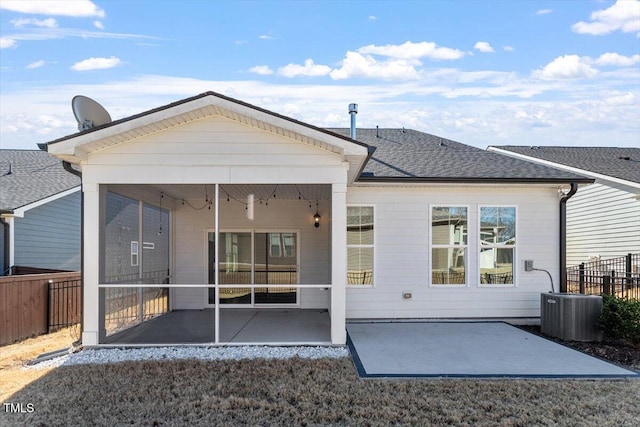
top-left (349, 103), bottom-right (358, 140)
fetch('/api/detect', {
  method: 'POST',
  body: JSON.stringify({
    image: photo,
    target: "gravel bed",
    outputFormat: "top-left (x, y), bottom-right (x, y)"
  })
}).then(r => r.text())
top-left (26, 345), bottom-right (350, 369)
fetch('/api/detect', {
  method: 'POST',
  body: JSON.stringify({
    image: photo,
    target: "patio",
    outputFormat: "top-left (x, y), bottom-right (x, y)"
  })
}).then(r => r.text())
top-left (103, 308), bottom-right (331, 345)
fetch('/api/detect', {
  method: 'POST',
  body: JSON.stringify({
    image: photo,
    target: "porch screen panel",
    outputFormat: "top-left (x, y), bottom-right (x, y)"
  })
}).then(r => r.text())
top-left (104, 192), bottom-right (140, 283)
top-left (254, 232), bottom-right (297, 304)
top-left (218, 232), bottom-right (251, 304)
top-left (142, 203), bottom-right (170, 284)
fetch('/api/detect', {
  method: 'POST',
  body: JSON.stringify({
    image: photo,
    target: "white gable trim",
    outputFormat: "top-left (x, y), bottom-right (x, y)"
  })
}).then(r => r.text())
top-left (488, 147), bottom-right (640, 192)
top-left (3, 186), bottom-right (81, 218)
top-left (48, 94), bottom-right (368, 162)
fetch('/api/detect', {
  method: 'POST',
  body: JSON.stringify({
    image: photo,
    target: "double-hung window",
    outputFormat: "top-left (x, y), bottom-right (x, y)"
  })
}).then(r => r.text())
top-left (347, 206), bottom-right (374, 286)
top-left (479, 206), bottom-right (516, 286)
top-left (431, 206), bottom-right (467, 286)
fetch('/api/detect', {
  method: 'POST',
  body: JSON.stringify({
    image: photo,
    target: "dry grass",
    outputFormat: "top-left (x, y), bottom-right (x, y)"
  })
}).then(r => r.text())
top-left (0, 327), bottom-right (76, 402)
top-left (2, 357), bottom-right (639, 426)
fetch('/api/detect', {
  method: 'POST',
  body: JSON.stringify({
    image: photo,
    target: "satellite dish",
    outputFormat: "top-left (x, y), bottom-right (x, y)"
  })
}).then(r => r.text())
top-left (72, 95), bottom-right (111, 131)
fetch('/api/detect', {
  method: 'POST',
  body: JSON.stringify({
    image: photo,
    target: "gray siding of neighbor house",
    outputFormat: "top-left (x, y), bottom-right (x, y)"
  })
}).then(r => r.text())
top-left (567, 182), bottom-right (640, 266)
top-left (14, 191), bottom-right (81, 271)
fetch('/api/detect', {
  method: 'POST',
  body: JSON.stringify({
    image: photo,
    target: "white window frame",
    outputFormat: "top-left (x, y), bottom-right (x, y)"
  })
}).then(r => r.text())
top-left (429, 205), bottom-right (469, 288)
top-left (478, 205), bottom-right (517, 288)
top-left (347, 205), bottom-right (375, 288)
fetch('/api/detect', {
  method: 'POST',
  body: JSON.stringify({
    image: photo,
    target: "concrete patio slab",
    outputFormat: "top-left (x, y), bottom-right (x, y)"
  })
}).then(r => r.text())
top-left (346, 322), bottom-right (639, 378)
top-left (103, 309), bottom-right (331, 345)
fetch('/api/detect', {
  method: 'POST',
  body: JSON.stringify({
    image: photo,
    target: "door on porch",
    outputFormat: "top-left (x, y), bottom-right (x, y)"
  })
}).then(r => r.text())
top-left (207, 231), bottom-right (298, 306)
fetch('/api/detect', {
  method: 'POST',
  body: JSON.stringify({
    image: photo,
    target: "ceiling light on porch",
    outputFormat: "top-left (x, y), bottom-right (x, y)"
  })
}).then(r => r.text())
top-left (314, 206), bottom-right (321, 228)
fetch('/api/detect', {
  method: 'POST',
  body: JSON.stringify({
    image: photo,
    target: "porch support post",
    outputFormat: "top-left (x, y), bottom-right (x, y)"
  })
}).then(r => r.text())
top-left (214, 184), bottom-right (220, 344)
top-left (331, 183), bottom-right (347, 344)
top-left (82, 183), bottom-right (102, 345)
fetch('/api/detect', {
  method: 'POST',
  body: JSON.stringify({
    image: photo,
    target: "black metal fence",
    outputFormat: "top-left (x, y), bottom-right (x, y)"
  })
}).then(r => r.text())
top-left (48, 277), bottom-right (82, 332)
top-left (567, 253), bottom-right (640, 299)
top-left (103, 269), bottom-right (170, 336)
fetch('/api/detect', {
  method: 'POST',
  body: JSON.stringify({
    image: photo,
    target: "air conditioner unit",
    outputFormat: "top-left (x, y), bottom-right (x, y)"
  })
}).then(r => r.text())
top-left (540, 293), bottom-right (603, 342)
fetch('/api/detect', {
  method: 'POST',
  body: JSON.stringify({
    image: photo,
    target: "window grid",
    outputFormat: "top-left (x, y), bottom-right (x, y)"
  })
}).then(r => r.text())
top-left (430, 206), bottom-right (468, 287)
top-left (479, 206), bottom-right (516, 287)
top-left (347, 206), bottom-right (374, 287)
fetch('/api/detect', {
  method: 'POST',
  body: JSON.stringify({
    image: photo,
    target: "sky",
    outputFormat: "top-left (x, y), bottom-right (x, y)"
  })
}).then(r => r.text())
top-left (0, 0), bottom-right (639, 150)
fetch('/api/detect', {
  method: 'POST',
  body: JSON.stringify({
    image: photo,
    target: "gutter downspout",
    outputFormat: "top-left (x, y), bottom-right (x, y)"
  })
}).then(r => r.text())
top-left (559, 182), bottom-right (578, 293)
top-left (62, 160), bottom-right (84, 343)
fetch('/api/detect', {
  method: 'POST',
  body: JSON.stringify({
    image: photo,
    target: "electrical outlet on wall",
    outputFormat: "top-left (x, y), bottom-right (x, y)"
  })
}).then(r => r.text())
top-left (524, 260), bottom-right (534, 272)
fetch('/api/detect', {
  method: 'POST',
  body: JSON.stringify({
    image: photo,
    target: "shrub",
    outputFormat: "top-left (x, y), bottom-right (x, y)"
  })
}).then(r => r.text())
top-left (599, 294), bottom-right (640, 346)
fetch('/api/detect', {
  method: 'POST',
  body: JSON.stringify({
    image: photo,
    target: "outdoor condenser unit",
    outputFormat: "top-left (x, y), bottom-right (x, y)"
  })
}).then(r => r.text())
top-left (540, 293), bottom-right (603, 342)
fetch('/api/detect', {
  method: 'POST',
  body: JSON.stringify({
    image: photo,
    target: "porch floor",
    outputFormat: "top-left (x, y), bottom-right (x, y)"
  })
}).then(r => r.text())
top-left (103, 308), bottom-right (331, 345)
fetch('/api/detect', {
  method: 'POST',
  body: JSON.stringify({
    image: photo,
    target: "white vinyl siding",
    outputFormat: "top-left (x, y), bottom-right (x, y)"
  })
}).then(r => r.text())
top-left (346, 185), bottom-right (559, 319)
top-left (566, 182), bottom-right (640, 266)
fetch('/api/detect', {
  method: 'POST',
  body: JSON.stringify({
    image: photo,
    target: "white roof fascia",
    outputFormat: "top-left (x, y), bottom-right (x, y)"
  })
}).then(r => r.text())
top-left (48, 94), bottom-right (368, 161)
top-left (9, 186), bottom-right (81, 218)
top-left (488, 147), bottom-right (640, 191)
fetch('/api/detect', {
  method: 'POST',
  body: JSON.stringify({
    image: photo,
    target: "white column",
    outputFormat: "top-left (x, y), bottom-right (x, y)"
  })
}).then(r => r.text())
top-left (331, 183), bottom-right (347, 344)
top-left (214, 184), bottom-right (220, 344)
top-left (6, 216), bottom-right (15, 270)
top-left (82, 183), bottom-right (101, 345)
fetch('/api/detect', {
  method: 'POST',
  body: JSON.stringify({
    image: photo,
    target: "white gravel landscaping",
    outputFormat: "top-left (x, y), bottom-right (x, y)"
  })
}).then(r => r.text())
top-left (26, 345), bottom-right (350, 369)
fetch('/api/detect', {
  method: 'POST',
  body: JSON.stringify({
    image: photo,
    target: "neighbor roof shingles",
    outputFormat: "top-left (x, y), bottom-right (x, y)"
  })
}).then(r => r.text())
top-left (0, 150), bottom-right (80, 212)
top-left (328, 128), bottom-right (592, 182)
top-left (491, 146), bottom-right (640, 184)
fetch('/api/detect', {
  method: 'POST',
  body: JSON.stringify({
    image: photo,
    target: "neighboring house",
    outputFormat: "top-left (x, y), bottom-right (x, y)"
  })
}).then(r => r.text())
top-left (488, 146), bottom-right (640, 267)
top-left (0, 150), bottom-right (81, 275)
top-left (43, 92), bottom-right (592, 346)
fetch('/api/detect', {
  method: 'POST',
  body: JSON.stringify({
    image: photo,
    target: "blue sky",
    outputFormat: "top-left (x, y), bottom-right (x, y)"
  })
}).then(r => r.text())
top-left (1, 0), bottom-right (638, 150)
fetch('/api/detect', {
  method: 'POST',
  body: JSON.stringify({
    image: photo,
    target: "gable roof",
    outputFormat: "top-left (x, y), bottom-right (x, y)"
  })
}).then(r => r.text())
top-left (0, 150), bottom-right (80, 213)
top-left (328, 128), bottom-right (592, 183)
top-left (489, 146), bottom-right (640, 186)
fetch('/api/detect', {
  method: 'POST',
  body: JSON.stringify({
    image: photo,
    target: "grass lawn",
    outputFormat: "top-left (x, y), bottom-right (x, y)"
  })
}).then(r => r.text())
top-left (0, 327), bottom-right (76, 402)
top-left (2, 356), bottom-right (639, 426)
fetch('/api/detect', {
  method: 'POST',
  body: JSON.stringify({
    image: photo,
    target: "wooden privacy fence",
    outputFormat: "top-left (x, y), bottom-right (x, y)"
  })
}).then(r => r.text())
top-left (0, 271), bottom-right (81, 346)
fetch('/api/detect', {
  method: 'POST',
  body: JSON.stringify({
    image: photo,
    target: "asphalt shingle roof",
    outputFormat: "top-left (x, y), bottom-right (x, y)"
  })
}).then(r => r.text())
top-left (0, 150), bottom-right (80, 212)
top-left (328, 128), bottom-right (592, 183)
top-left (491, 146), bottom-right (640, 184)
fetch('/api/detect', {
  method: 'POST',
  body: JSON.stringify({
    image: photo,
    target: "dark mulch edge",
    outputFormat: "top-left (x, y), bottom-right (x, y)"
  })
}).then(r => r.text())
top-left (517, 325), bottom-right (640, 372)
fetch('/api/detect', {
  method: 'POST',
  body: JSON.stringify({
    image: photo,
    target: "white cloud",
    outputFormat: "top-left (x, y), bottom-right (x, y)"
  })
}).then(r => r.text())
top-left (0, 0), bottom-right (105, 18)
top-left (11, 18), bottom-right (58, 28)
top-left (93, 21), bottom-right (104, 30)
top-left (474, 41), bottom-right (494, 53)
top-left (258, 34), bottom-right (274, 40)
top-left (536, 9), bottom-right (553, 16)
top-left (278, 59), bottom-right (331, 77)
top-left (330, 51), bottom-right (421, 80)
top-left (357, 41), bottom-right (465, 60)
top-left (572, 0), bottom-right (640, 36)
top-left (594, 52), bottom-right (640, 67)
top-left (0, 37), bottom-right (17, 49)
top-left (368, 15), bottom-right (377, 20)
top-left (71, 56), bottom-right (121, 71)
top-left (235, 40), bottom-right (248, 45)
top-left (533, 55), bottom-right (599, 79)
top-left (26, 60), bottom-right (45, 69)
top-left (249, 65), bottom-right (274, 75)
top-left (1, 73), bottom-right (639, 150)
top-left (503, 46), bottom-right (515, 52)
